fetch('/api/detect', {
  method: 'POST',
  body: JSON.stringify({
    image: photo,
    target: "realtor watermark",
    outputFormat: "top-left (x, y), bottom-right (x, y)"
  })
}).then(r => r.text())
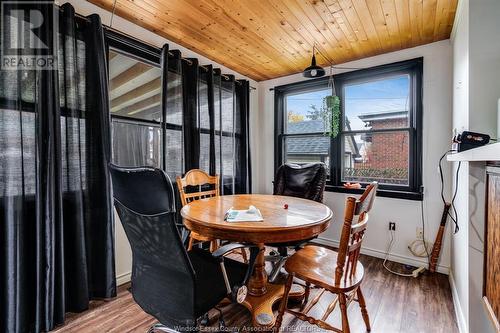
top-left (1, 1), bottom-right (57, 70)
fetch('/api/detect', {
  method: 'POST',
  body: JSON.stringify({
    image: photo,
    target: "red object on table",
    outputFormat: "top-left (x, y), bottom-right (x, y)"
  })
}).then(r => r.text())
top-left (284, 204), bottom-right (288, 209)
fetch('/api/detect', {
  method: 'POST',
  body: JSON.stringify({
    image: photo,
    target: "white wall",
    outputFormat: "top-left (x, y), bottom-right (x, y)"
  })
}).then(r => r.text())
top-left (451, 0), bottom-right (500, 332)
top-left (63, 0), bottom-right (260, 285)
top-left (256, 40), bottom-right (453, 274)
top-left (467, 3), bottom-right (500, 330)
top-left (450, 0), bottom-right (469, 330)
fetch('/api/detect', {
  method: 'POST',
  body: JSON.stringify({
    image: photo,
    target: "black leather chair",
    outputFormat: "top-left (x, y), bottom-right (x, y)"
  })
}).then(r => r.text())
top-left (267, 162), bottom-right (327, 281)
top-left (273, 163), bottom-right (327, 202)
top-left (109, 165), bottom-right (258, 332)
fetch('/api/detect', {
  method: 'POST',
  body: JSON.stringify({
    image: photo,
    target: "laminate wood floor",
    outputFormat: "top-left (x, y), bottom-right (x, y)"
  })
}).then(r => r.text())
top-left (53, 254), bottom-right (458, 333)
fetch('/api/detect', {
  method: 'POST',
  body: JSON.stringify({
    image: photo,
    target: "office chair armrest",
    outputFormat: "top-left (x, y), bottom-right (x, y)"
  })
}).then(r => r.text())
top-left (212, 243), bottom-right (261, 304)
top-left (212, 243), bottom-right (256, 258)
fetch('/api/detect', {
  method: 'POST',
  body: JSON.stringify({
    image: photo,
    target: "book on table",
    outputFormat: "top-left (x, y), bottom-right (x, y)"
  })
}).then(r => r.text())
top-left (225, 205), bottom-right (263, 222)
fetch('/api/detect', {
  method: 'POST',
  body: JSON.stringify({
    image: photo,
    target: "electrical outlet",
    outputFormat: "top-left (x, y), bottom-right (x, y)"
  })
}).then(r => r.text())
top-left (416, 227), bottom-right (424, 239)
top-left (389, 222), bottom-right (396, 231)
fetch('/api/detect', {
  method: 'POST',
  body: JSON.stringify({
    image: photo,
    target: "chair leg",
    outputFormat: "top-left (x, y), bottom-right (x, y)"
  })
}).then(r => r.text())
top-left (357, 287), bottom-right (371, 331)
top-left (301, 282), bottom-right (311, 310)
top-left (339, 293), bottom-right (350, 333)
top-left (268, 256), bottom-right (287, 283)
top-left (274, 273), bottom-right (294, 332)
top-left (209, 239), bottom-right (220, 252)
top-left (188, 236), bottom-right (194, 251)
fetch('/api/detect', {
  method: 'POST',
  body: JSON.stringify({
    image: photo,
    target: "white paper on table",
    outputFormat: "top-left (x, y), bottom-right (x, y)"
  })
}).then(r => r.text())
top-left (225, 205), bottom-right (263, 222)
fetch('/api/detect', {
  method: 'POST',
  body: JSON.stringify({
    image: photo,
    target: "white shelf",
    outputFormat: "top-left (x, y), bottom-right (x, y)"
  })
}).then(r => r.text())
top-left (447, 142), bottom-right (500, 162)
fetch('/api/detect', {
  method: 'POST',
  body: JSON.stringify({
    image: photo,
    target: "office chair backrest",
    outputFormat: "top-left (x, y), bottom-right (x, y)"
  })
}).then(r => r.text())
top-left (273, 163), bottom-right (327, 203)
top-left (335, 182), bottom-right (378, 286)
top-left (109, 164), bottom-right (196, 327)
top-left (109, 164), bottom-right (175, 215)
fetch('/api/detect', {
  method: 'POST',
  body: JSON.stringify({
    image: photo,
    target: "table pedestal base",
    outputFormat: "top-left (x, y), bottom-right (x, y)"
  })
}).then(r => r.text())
top-left (241, 283), bottom-right (305, 328)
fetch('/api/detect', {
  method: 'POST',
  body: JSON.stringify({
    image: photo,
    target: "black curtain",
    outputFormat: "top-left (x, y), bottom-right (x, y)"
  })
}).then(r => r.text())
top-left (0, 3), bottom-right (116, 332)
top-left (235, 80), bottom-right (251, 194)
top-left (205, 65), bottom-right (216, 176)
top-left (181, 58), bottom-right (200, 172)
top-left (178, 65), bottom-right (251, 195)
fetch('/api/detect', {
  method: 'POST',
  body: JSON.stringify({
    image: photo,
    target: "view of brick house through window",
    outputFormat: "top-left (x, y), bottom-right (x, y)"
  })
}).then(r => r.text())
top-left (285, 74), bottom-right (410, 186)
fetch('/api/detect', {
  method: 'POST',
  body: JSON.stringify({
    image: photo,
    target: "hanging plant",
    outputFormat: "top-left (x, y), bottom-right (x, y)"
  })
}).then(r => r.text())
top-left (324, 95), bottom-right (340, 138)
top-left (323, 67), bottom-right (341, 138)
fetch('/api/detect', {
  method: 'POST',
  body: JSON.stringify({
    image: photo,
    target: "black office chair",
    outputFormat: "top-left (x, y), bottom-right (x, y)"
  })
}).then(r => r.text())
top-left (109, 164), bottom-right (259, 332)
top-left (266, 162), bottom-right (327, 282)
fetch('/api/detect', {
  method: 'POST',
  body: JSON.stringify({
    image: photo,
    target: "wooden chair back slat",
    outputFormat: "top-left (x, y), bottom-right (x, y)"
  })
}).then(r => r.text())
top-left (354, 184), bottom-right (377, 215)
top-left (176, 169), bottom-right (220, 207)
top-left (334, 182), bottom-right (378, 285)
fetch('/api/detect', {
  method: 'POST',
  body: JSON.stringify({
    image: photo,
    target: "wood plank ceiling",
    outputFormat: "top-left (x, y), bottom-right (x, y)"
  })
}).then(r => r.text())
top-left (89, 0), bottom-right (458, 81)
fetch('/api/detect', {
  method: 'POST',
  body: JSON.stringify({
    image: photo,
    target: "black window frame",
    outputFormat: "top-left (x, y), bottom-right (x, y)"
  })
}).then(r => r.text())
top-left (274, 58), bottom-right (423, 200)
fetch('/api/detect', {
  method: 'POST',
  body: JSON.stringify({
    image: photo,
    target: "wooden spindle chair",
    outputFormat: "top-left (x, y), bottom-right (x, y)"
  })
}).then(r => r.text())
top-left (176, 169), bottom-right (247, 261)
top-left (275, 182), bottom-right (378, 333)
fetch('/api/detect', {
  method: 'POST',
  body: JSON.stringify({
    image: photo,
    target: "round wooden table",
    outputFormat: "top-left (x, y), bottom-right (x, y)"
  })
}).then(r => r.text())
top-left (180, 194), bottom-right (333, 328)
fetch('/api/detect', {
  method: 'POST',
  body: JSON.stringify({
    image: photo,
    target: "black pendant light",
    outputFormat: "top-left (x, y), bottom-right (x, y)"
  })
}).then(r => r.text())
top-left (303, 45), bottom-right (325, 78)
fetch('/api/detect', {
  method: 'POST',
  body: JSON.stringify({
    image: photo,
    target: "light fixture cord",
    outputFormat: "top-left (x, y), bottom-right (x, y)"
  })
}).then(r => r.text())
top-left (312, 42), bottom-right (365, 71)
top-left (110, 0), bottom-right (117, 28)
top-left (328, 65), bottom-right (335, 95)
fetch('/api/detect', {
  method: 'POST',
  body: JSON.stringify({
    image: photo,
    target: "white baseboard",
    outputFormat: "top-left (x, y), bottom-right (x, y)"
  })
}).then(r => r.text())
top-left (116, 271), bottom-right (131, 286)
top-left (315, 237), bottom-right (450, 275)
top-left (449, 271), bottom-right (468, 333)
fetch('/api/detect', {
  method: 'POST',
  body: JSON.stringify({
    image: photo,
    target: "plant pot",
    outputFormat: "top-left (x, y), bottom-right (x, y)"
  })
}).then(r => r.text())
top-left (325, 95), bottom-right (336, 108)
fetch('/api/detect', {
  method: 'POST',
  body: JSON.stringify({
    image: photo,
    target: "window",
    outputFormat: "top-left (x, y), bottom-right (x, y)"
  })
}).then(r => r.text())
top-left (106, 31), bottom-right (185, 181)
top-left (109, 49), bottom-right (164, 169)
top-left (275, 59), bottom-right (423, 200)
top-left (106, 31), bottom-right (249, 194)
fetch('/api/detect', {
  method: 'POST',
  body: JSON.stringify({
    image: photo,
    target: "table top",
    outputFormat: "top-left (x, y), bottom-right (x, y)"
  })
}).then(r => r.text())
top-left (180, 194), bottom-right (333, 244)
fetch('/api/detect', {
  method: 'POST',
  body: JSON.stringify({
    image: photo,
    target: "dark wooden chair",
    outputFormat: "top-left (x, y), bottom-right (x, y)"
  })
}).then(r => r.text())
top-left (275, 182), bottom-right (378, 333)
top-left (177, 169), bottom-right (247, 261)
top-left (177, 169), bottom-right (220, 252)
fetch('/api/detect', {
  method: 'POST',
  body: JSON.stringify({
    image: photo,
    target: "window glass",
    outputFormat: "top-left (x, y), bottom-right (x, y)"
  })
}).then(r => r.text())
top-left (341, 131), bottom-right (409, 185)
top-left (214, 80), bottom-right (221, 175)
top-left (285, 135), bottom-right (330, 169)
top-left (285, 89), bottom-right (330, 134)
top-left (109, 50), bottom-right (162, 122)
top-left (0, 110), bottom-right (36, 196)
top-left (344, 75), bottom-right (410, 131)
top-left (166, 70), bottom-right (183, 126)
top-left (199, 80), bottom-right (210, 130)
top-left (166, 129), bottom-right (183, 179)
top-left (165, 68), bottom-right (183, 177)
top-left (220, 80), bottom-right (235, 193)
top-left (221, 134), bottom-right (235, 194)
top-left (200, 133), bottom-right (210, 173)
top-left (221, 81), bottom-right (234, 133)
top-left (198, 79), bottom-right (210, 173)
top-left (112, 121), bottom-right (162, 168)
